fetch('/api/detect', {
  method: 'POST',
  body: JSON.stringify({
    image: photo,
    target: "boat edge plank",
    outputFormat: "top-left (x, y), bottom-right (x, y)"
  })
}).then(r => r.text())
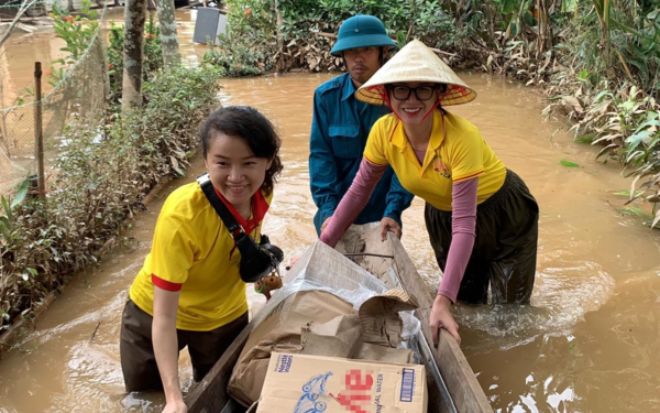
top-left (387, 233), bottom-right (493, 413)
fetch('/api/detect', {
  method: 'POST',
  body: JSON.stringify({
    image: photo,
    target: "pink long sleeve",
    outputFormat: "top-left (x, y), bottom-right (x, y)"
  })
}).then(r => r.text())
top-left (437, 178), bottom-right (478, 302)
top-left (320, 158), bottom-right (387, 247)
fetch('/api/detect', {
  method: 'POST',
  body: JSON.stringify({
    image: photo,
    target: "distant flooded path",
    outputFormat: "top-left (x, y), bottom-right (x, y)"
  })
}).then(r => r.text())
top-left (0, 9), bottom-right (659, 413)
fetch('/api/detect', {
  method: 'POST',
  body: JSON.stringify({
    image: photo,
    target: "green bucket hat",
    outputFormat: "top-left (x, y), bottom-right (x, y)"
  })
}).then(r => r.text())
top-left (330, 14), bottom-right (397, 57)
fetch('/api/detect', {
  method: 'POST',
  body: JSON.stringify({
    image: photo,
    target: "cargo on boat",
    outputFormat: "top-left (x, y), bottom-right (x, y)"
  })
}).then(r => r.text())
top-left (185, 225), bottom-right (492, 413)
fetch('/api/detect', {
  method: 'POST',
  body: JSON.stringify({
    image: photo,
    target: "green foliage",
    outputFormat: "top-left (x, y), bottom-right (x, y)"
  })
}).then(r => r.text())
top-left (493, 0), bottom-right (535, 37)
top-left (619, 205), bottom-right (652, 219)
top-left (528, 0), bottom-right (660, 226)
top-left (0, 178), bottom-right (53, 333)
top-left (202, 41), bottom-right (264, 77)
top-left (0, 178), bottom-right (29, 246)
top-left (283, 0), bottom-right (467, 51)
top-left (575, 134), bottom-right (596, 144)
top-left (206, 0), bottom-right (466, 76)
top-left (560, 159), bottom-right (579, 168)
top-left (129, 65), bottom-right (223, 184)
top-left (625, 110), bottom-right (659, 165)
top-left (563, 0), bottom-right (658, 97)
top-left (620, 8), bottom-right (659, 97)
top-left (49, 0), bottom-right (99, 87)
top-left (201, 0), bottom-right (276, 76)
top-left (612, 189), bottom-right (643, 198)
top-left (586, 85), bottom-right (657, 164)
top-left (226, 0), bottom-right (275, 37)
top-left (0, 65), bottom-right (222, 333)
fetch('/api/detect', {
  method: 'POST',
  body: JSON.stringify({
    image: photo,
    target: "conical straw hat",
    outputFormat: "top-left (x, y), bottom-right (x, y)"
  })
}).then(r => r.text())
top-left (356, 39), bottom-right (476, 106)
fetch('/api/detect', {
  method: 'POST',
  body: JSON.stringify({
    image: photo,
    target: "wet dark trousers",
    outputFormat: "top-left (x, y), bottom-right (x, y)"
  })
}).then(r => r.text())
top-left (119, 299), bottom-right (248, 392)
top-left (425, 169), bottom-right (539, 304)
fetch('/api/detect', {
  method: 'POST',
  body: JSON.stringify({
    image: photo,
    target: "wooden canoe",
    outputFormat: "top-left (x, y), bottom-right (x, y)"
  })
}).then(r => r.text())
top-left (185, 225), bottom-right (492, 413)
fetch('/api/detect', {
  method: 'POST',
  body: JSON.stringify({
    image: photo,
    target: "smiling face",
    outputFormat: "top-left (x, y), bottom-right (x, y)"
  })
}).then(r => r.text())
top-left (343, 46), bottom-right (381, 87)
top-left (204, 131), bottom-right (273, 214)
top-left (388, 82), bottom-right (441, 125)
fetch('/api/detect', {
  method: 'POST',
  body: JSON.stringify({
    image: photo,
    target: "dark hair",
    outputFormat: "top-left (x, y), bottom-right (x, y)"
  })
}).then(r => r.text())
top-left (200, 106), bottom-right (283, 195)
top-left (380, 47), bottom-right (391, 65)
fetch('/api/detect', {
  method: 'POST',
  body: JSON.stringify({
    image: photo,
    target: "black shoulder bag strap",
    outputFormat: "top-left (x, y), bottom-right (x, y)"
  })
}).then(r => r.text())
top-left (196, 173), bottom-right (244, 238)
top-left (197, 173), bottom-right (280, 284)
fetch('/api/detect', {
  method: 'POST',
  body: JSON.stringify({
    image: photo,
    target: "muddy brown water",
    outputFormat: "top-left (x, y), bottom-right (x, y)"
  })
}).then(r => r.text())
top-left (1, 9), bottom-right (659, 413)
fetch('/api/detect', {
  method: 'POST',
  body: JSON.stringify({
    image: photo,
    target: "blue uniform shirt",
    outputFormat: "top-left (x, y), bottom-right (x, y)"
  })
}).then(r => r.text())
top-left (309, 73), bottom-right (414, 234)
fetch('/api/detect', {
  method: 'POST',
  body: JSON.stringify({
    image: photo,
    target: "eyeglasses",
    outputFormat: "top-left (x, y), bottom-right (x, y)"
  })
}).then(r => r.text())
top-left (389, 84), bottom-right (437, 101)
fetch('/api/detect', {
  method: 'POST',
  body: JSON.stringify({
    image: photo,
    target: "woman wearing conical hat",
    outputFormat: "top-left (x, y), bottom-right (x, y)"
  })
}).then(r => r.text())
top-left (320, 39), bottom-right (539, 343)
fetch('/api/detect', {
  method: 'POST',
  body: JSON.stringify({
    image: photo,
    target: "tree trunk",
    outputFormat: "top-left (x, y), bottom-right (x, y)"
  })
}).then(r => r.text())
top-left (156, 0), bottom-right (180, 67)
top-left (536, 0), bottom-right (552, 57)
top-left (273, 0), bottom-right (284, 71)
top-left (94, 34), bottom-right (111, 104)
top-left (121, 0), bottom-right (147, 113)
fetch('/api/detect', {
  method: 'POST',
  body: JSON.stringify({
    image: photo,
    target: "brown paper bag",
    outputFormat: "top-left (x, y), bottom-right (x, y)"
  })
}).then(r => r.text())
top-left (358, 288), bottom-right (418, 347)
top-left (227, 290), bottom-right (356, 406)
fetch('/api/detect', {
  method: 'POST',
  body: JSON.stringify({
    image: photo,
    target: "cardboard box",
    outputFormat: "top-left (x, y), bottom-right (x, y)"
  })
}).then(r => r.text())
top-left (257, 352), bottom-right (427, 413)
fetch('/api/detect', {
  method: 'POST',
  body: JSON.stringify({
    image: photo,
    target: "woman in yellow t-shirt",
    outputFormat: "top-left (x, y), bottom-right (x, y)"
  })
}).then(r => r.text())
top-left (120, 106), bottom-right (283, 413)
top-left (321, 40), bottom-right (538, 345)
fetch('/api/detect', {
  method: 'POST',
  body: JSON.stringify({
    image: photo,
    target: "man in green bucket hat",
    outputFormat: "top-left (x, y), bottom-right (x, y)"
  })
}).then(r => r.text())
top-left (309, 14), bottom-right (413, 239)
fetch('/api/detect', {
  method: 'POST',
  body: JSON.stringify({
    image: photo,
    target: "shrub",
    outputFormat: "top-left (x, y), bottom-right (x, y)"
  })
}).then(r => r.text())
top-left (0, 65), bottom-right (222, 334)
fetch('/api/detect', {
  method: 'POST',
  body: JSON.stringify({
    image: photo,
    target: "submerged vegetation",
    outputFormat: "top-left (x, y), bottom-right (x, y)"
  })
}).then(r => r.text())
top-left (205, 0), bottom-right (659, 227)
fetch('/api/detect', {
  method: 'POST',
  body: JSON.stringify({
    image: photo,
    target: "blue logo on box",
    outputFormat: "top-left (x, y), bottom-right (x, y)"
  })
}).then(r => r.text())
top-left (293, 372), bottom-right (332, 413)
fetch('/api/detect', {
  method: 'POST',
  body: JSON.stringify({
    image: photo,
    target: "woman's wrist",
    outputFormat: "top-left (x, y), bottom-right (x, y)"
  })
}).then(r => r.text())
top-left (434, 292), bottom-right (453, 307)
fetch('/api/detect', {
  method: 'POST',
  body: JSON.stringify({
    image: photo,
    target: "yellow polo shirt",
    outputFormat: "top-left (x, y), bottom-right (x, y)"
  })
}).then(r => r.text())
top-left (129, 182), bottom-right (270, 331)
top-left (364, 111), bottom-right (506, 211)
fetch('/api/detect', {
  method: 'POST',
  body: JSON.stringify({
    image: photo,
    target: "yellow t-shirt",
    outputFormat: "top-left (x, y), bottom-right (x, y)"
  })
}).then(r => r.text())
top-left (364, 111), bottom-right (506, 211)
top-left (129, 182), bottom-right (270, 331)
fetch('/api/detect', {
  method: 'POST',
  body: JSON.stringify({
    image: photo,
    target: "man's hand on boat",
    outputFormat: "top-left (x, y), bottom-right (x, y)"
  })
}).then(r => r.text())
top-left (430, 294), bottom-right (461, 345)
top-left (379, 216), bottom-right (402, 240)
